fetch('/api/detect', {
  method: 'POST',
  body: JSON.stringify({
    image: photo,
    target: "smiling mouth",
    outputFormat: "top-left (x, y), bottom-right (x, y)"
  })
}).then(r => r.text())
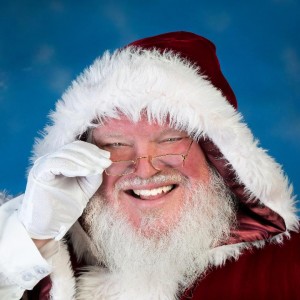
top-left (125, 184), bottom-right (177, 199)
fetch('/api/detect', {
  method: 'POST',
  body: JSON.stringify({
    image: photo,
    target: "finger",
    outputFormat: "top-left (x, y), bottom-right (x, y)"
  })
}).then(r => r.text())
top-left (48, 142), bottom-right (111, 170)
top-left (35, 157), bottom-right (110, 179)
top-left (61, 141), bottom-right (110, 159)
top-left (33, 142), bottom-right (112, 180)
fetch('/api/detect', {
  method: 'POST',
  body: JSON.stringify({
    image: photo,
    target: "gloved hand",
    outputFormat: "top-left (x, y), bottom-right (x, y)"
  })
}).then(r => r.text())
top-left (18, 140), bottom-right (111, 241)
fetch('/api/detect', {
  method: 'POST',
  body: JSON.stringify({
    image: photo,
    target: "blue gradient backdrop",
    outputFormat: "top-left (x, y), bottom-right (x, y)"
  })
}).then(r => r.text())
top-left (0, 1), bottom-right (299, 214)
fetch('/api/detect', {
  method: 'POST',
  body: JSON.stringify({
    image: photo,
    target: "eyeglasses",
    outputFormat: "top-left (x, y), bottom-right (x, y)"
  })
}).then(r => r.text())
top-left (105, 139), bottom-right (193, 176)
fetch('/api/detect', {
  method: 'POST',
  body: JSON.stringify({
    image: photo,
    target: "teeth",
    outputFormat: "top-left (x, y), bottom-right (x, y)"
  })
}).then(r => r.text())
top-left (133, 185), bottom-right (173, 197)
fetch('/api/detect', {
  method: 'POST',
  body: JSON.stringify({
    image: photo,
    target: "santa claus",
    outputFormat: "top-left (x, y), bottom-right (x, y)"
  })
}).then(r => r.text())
top-left (0, 31), bottom-right (299, 299)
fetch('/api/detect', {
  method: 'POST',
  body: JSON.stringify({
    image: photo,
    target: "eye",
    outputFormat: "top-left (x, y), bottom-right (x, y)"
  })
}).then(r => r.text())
top-left (104, 142), bottom-right (129, 149)
top-left (161, 137), bottom-right (186, 143)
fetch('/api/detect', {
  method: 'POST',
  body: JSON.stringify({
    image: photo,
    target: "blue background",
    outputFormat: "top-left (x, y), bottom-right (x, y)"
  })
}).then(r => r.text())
top-left (0, 1), bottom-right (299, 213)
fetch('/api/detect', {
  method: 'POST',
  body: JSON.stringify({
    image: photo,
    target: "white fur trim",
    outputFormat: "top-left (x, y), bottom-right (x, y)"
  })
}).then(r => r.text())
top-left (76, 266), bottom-right (179, 300)
top-left (31, 47), bottom-right (298, 234)
top-left (49, 240), bottom-right (76, 300)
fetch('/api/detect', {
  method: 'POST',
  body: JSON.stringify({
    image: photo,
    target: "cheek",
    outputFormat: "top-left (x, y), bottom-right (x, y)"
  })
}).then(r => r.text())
top-left (100, 174), bottom-right (117, 202)
top-left (181, 147), bottom-right (210, 184)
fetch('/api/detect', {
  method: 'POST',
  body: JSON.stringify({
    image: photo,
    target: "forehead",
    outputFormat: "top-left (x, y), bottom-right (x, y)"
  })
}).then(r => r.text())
top-left (93, 115), bottom-right (185, 139)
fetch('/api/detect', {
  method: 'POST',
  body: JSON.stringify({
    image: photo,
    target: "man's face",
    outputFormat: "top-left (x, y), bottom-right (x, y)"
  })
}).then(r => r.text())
top-left (79, 118), bottom-right (235, 296)
top-left (92, 115), bottom-right (210, 233)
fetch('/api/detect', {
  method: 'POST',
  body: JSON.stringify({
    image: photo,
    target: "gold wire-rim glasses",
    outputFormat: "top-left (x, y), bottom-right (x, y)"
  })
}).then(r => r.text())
top-left (105, 139), bottom-right (194, 176)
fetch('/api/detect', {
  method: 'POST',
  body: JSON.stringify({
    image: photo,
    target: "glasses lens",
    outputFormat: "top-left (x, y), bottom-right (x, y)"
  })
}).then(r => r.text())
top-left (105, 161), bottom-right (135, 176)
top-left (152, 154), bottom-right (184, 170)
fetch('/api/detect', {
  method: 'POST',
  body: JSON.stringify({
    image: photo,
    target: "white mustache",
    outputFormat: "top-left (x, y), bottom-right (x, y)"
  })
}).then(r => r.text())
top-left (115, 172), bottom-right (187, 191)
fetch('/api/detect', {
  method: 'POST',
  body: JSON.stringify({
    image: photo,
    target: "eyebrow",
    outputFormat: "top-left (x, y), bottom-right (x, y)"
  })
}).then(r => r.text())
top-left (158, 128), bottom-right (185, 135)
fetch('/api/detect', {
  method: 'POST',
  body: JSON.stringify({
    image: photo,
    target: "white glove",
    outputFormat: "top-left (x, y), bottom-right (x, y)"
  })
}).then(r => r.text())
top-left (18, 140), bottom-right (111, 241)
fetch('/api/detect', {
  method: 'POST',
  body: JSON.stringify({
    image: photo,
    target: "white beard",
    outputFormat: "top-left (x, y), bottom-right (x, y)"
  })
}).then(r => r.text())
top-left (76, 170), bottom-right (236, 300)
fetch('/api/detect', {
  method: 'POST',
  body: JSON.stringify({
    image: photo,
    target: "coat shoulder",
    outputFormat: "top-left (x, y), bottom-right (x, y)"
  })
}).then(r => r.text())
top-left (184, 228), bottom-right (300, 300)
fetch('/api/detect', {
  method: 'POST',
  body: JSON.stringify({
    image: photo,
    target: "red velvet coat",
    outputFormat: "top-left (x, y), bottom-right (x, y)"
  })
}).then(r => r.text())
top-left (183, 230), bottom-right (300, 300)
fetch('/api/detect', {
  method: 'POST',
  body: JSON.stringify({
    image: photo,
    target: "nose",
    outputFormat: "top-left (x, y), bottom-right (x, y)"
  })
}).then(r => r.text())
top-left (134, 156), bottom-right (160, 178)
